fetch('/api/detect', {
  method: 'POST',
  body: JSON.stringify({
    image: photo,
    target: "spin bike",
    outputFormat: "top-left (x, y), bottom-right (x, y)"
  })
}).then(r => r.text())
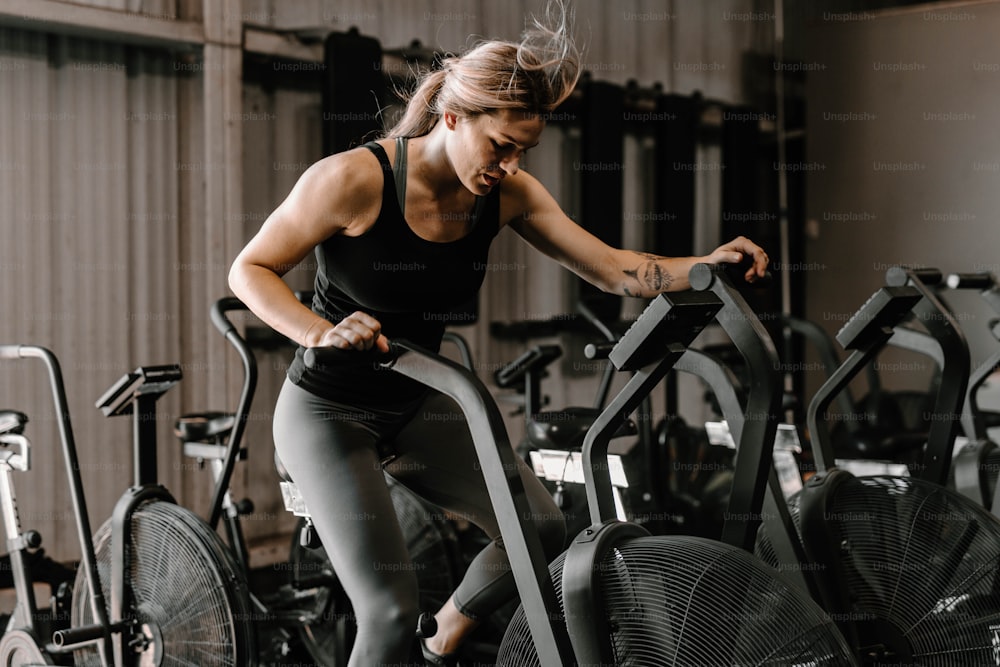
top-left (303, 263), bottom-right (858, 667)
top-left (0, 344), bottom-right (255, 666)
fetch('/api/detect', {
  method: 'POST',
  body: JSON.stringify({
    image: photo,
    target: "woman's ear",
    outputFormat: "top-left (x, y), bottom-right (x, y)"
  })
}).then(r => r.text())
top-left (443, 111), bottom-right (458, 130)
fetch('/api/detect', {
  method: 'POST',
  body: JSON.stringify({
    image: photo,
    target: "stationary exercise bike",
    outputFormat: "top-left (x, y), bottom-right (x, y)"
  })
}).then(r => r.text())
top-left (942, 271), bottom-right (1000, 513)
top-left (0, 344), bottom-right (255, 666)
top-left (756, 266), bottom-right (1000, 665)
top-left (180, 295), bottom-right (465, 666)
top-left (304, 263), bottom-right (858, 666)
top-left (493, 302), bottom-right (645, 540)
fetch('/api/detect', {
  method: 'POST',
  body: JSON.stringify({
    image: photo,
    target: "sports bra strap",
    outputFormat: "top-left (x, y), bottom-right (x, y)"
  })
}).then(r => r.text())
top-left (393, 137), bottom-right (408, 217)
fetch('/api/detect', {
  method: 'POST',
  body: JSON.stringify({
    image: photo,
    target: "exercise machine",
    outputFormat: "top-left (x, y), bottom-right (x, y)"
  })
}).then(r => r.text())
top-left (757, 267), bottom-right (1000, 665)
top-left (305, 264), bottom-right (858, 666)
top-left (0, 344), bottom-right (255, 666)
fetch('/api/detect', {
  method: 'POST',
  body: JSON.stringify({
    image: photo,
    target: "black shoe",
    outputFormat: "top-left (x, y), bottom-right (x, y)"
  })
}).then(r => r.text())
top-left (419, 637), bottom-right (459, 667)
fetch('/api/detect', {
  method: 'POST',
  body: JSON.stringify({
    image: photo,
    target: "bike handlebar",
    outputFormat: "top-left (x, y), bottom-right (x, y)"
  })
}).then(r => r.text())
top-left (886, 265), bottom-right (943, 287)
top-left (303, 344), bottom-right (398, 371)
top-left (210, 297), bottom-right (247, 338)
top-left (0, 344), bottom-right (112, 648)
top-left (946, 272), bottom-right (995, 290)
top-left (583, 342), bottom-right (615, 360)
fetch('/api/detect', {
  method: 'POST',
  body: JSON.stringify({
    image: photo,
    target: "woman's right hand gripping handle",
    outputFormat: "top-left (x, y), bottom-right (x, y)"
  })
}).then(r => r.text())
top-left (304, 335), bottom-right (397, 371)
top-left (314, 311), bottom-right (391, 353)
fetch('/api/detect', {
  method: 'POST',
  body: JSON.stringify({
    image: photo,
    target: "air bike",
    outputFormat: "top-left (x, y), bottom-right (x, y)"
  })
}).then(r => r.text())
top-left (755, 266), bottom-right (1000, 665)
top-left (0, 345), bottom-right (255, 666)
top-left (303, 263), bottom-right (859, 666)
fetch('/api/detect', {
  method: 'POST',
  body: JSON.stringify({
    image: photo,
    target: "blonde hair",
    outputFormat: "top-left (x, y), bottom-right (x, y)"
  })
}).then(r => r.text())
top-left (386, 0), bottom-right (581, 138)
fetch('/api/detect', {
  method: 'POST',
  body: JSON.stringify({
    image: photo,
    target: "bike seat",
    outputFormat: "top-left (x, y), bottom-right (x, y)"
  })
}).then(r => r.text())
top-left (526, 407), bottom-right (637, 451)
top-left (174, 412), bottom-right (235, 443)
top-left (0, 411), bottom-right (27, 436)
top-left (833, 426), bottom-right (927, 461)
top-left (274, 450), bottom-right (293, 483)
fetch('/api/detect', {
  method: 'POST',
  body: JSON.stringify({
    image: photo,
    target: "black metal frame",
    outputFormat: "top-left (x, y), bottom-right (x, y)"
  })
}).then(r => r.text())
top-left (805, 285), bottom-right (925, 473)
top-left (207, 297), bottom-right (259, 533)
top-left (673, 342), bottom-right (819, 600)
top-left (945, 272), bottom-right (1000, 513)
top-left (787, 267), bottom-right (981, 658)
top-left (689, 264), bottom-right (785, 551)
top-left (382, 342), bottom-right (578, 666)
top-left (0, 346), bottom-right (127, 664)
top-left (305, 285), bottom-right (726, 665)
top-left (885, 267), bottom-right (971, 485)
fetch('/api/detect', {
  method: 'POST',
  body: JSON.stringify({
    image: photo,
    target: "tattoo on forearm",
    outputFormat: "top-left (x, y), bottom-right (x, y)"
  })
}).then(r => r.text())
top-left (623, 252), bottom-right (674, 294)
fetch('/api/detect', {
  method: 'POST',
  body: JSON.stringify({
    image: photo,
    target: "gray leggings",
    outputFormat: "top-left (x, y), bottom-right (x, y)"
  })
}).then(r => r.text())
top-left (272, 378), bottom-right (567, 666)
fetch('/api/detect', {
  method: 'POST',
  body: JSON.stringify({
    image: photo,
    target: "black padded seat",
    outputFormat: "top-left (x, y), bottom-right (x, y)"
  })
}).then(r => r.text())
top-left (833, 428), bottom-right (928, 461)
top-left (526, 406), bottom-right (637, 451)
top-left (173, 412), bottom-right (235, 443)
top-left (0, 411), bottom-right (27, 436)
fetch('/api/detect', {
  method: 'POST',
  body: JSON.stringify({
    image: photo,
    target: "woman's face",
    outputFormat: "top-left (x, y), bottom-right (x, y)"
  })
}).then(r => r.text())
top-left (447, 109), bottom-right (544, 195)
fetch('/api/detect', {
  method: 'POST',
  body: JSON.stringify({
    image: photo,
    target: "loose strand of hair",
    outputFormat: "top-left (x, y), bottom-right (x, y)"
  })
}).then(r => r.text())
top-left (385, 67), bottom-right (446, 138)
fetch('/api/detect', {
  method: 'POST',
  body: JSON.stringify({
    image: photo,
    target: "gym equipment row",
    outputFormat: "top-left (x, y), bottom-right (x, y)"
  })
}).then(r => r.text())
top-left (6, 261), bottom-right (1000, 664)
top-left (303, 263), bottom-right (858, 666)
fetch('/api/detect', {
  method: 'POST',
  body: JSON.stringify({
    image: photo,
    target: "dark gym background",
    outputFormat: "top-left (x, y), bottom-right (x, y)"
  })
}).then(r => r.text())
top-left (1, 0), bottom-right (997, 571)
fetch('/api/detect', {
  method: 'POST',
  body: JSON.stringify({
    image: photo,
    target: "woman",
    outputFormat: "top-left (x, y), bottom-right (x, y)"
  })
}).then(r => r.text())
top-left (229, 4), bottom-right (768, 665)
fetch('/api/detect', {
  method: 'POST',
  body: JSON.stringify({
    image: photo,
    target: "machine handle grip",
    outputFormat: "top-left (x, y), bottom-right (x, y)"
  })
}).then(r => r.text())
top-left (584, 342), bottom-right (615, 360)
top-left (886, 266), bottom-right (943, 287)
top-left (303, 344), bottom-right (397, 370)
top-left (210, 297), bottom-right (248, 337)
top-left (946, 272), bottom-right (995, 290)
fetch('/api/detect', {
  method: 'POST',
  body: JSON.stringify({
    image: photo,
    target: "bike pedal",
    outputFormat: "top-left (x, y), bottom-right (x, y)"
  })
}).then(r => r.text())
top-left (299, 522), bottom-right (322, 549)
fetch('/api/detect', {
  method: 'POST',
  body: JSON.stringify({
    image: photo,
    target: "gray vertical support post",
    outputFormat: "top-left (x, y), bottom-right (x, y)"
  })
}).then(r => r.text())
top-left (202, 0), bottom-right (244, 512)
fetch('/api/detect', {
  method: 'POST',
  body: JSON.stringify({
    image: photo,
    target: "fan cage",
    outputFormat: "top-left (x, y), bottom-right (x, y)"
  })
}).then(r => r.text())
top-left (755, 475), bottom-right (1000, 666)
top-left (71, 499), bottom-right (256, 667)
top-left (497, 534), bottom-right (857, 666)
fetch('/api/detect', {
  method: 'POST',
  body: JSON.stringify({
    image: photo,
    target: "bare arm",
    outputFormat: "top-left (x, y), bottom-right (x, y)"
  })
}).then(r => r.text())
top-left (228, 148), bottom-right (389, 351)
top-left (504, 171), bottom-right (768, 296)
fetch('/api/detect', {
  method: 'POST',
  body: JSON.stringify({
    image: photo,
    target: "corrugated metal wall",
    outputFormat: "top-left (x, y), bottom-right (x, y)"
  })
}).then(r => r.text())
top-left (0, 0), bottom-right (774, 560)
top-left (0, 28), bottom-right (200, 560)
top-left (55, 0), bottom-right (179, 17)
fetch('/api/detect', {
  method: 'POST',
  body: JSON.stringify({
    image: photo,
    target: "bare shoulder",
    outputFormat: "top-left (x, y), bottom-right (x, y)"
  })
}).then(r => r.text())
top-left (498, 169), bottom-right (558, 229)
top-left (284, 145), bottom-right (385, 236)
top-left (499, 169), bottom-right (567, 232)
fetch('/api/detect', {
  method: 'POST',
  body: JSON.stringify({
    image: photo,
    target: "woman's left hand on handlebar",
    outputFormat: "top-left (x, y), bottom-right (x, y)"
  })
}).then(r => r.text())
top-left (705, 236), bottom-right (770, 283)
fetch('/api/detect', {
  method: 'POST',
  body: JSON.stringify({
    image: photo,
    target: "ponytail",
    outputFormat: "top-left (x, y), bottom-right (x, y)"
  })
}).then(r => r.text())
top-left (386, 68), bottom-right (447, 139)
top-left (384, 0), bottom-right (580, 138)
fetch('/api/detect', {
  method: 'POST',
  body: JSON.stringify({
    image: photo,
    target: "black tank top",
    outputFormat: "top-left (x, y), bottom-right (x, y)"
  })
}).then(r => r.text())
top-left (287, 141), bottom-right (501, 406)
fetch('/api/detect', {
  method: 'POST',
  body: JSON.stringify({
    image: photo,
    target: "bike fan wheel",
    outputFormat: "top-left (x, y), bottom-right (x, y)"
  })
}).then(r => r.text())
top-left (497, 535), bottom-right (858, 666)
top-left (757, 475), bottom-right (1000, 666)
top-left (0, 629), bottom-right (54, 666)
top-left (71, 500), bottom-right (256, 666)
